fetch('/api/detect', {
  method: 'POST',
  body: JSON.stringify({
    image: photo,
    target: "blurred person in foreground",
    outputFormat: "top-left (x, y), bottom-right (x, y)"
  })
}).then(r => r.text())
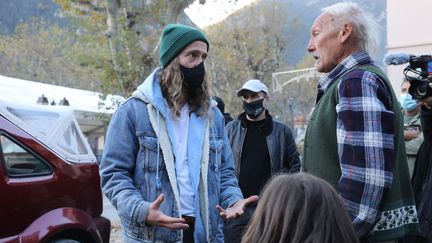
top-left (400, 79), bottom-right (423, 178)
top-left (407, 84), bottom-right (432, 242)
top-left (223, 79), bottom-right (301, 243)
top-left (241, 173), bottom-right (360, 243)
top-left (99, 23), bottom-right (257, 243)
top-left (303, 2), bottom-right (419, 242)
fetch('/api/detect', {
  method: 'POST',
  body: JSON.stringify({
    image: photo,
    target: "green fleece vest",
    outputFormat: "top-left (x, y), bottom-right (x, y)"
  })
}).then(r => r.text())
top-left (303, 65), bottom-right (419, 241)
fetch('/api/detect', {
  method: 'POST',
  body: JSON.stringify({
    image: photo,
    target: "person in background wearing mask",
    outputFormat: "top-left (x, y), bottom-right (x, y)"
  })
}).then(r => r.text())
top-left (400, 79), bottom-right (423, 178)
top-left (100, 24), bottom-right (257, 243)
top-left (224, 79), bottom-right (301, 243)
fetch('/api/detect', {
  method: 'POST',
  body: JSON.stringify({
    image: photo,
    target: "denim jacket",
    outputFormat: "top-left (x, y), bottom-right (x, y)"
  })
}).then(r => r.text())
top-left (100, 68), bottom-right (243, 242)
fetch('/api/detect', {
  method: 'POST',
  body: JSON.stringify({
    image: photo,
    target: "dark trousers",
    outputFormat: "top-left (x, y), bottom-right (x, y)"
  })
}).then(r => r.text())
top-left (183, 226), bottom-right (194, 243)
top-left (399, 235), bottom-right (430, 243)
top-left (182, 215), bottom-right (195, 243)
top-left (223, 205), bottom-right (256, 243)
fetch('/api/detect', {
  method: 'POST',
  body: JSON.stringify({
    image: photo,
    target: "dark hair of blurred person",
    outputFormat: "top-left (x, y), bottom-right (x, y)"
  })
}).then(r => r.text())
top-left (241, 173), bottom-right (359, 243)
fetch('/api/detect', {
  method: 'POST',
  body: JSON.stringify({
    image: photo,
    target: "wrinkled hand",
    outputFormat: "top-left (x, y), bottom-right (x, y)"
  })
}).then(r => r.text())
top-left (404, 129), bottom-right (420, 141)
top-left (145, 194), bottom-right (189, 230)
top-left (216, 195), bottom-right (259, 220)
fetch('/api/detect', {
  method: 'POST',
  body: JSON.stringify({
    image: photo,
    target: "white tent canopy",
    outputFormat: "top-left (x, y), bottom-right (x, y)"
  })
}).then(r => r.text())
top-left (0, 99), bottom-right (96, 163)
top-left (0, 75), bottom-right (124, 135)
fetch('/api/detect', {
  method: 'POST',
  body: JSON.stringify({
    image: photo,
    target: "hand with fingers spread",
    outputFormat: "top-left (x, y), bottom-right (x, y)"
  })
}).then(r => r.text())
top-left (216, 195), bottom-right (259, 220)
top-left (145, 194), bottom-right (189, 230)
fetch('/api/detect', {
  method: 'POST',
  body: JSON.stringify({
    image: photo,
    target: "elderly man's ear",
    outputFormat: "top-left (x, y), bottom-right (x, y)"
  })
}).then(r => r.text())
top-left (339, 23), bottom-right (353, 43)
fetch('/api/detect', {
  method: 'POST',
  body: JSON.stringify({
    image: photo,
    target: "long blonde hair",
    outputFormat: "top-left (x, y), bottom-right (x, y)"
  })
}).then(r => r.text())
top-left (241, 173), bottom-right (359, 243)
top-left (159, 58), bottom-right (210, 117)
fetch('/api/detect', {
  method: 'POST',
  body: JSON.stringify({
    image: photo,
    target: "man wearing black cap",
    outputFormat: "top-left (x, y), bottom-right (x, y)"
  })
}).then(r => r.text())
top-left (100, 23), bottom-right (257, 243)
top-left (224, 79), bottom-right (301, 243)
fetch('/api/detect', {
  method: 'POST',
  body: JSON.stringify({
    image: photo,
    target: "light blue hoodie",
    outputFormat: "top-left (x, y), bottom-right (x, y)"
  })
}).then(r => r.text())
top-left (100, 68), bottom-right (243, 242)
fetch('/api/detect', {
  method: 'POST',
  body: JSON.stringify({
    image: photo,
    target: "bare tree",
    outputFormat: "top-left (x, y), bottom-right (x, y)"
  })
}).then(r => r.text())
top-left (55, 0), bottom-right (208, 96)
top-left (206, 0), bottom-right (298, 114)
top-left (105, 0), bottom-right (197, 95)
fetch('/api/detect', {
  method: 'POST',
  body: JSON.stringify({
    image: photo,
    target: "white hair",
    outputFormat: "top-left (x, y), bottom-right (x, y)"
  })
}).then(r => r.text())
top-left (322, 1), bottom-right (379, 56)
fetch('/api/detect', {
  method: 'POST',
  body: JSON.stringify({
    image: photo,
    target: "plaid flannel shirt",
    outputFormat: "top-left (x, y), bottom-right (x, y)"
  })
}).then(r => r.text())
top-left (317, 50), bottom-right (395, 237)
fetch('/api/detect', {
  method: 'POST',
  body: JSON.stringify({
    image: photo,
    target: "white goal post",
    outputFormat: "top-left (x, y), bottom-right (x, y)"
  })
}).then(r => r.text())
top-left (271, 67), bottom-right (323, 93)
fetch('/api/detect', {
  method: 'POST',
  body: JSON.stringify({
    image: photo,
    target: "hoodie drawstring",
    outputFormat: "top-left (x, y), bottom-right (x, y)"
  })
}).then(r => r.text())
top-left (155, 110), bottom-right (161, 190)
top-left (210, 118), bottom-right (218, 172)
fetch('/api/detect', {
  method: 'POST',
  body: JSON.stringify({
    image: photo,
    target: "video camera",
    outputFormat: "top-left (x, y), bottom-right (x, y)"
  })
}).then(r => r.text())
top-left (384, 53), bottom-right (432, 99)
top-left (404, 55), bottom-right (432, 99)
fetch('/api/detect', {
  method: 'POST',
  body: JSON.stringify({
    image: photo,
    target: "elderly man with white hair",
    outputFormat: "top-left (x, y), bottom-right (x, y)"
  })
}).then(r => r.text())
top-left (302, 2), bottom-right (419, 242)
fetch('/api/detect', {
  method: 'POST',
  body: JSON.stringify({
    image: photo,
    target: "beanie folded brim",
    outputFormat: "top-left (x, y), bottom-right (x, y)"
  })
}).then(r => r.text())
top-left (159, 24), bottom-right (209, 67)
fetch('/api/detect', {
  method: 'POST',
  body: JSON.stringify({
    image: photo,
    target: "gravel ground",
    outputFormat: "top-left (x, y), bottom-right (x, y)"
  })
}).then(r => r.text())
top-left (103, 196), bottom-right (122, 242)
top-left (110, 223), bottom-right (122, 243)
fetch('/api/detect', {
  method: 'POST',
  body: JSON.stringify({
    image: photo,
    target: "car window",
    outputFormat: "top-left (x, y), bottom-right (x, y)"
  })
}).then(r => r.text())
top-left (0, 135), bottom-right (51, 177)
top-left (7, 107), bottom-right (60, 136)
top-left (57, 121), bottom-right (88, 155)
top-left (4, 105), bottom-right (94, 162)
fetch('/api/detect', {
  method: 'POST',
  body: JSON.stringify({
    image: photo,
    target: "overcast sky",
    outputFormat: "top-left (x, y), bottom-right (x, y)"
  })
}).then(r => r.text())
top-left (185, 0), bottom-right (256, 28)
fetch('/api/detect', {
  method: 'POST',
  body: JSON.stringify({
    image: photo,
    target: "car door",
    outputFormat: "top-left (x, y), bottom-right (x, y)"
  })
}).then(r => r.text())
top-left (0, 121), bottom-right (54, 238)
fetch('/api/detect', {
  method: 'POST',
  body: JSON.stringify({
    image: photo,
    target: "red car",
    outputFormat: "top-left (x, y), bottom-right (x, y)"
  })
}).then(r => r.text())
top-left (0, 102), bottom-right (110, 243)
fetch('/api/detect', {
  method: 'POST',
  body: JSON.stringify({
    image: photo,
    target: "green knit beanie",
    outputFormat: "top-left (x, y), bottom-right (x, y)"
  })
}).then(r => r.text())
top-left (159, 24), bottom-right (209, 67)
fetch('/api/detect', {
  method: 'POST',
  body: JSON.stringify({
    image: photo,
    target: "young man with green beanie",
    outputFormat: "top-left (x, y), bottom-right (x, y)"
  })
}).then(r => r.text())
top-left (100, 23), bottom-right (257, 243)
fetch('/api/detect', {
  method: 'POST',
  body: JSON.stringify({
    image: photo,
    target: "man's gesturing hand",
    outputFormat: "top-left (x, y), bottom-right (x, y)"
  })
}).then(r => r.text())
top-left (216, 195), bottom-right (259, 220)
top-left (145, 194), bottom-right (189, 230)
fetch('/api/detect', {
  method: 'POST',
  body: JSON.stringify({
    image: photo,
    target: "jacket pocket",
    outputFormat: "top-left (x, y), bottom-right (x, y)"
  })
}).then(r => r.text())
top-left (209, 136), bottom-right (223, 174)
top-left (208, 136), bottom-right (223, 236)
top-left (138, 136), bottom-right (165, 173)
top-left (136, 135), bottom-right (165, 202)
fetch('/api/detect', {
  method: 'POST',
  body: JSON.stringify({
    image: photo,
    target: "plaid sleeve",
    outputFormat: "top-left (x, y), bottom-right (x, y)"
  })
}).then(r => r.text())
top-left (336, 70), bottom-right (395, 237)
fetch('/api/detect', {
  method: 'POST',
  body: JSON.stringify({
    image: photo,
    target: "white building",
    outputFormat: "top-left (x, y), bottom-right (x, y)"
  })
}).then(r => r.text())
top-left (386, 0), bottom-right (432, 96)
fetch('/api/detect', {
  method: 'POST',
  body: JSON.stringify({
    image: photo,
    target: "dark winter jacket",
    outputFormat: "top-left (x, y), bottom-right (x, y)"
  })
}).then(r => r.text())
top-left (225, 111), bottom-right (301, 176)
top-left (412, 107), bottom-right (432, 241)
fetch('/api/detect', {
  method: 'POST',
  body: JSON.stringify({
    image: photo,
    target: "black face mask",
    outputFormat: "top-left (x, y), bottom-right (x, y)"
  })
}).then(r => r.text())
top-left (180, 62), bottom-right (205, 89)
top-left (243, 98), bottom-right (265, 119)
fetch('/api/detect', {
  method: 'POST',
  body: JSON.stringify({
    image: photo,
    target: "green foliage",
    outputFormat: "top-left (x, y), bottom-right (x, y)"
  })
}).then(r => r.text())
top-left (206, 0), bottom-right (299, 116)
top-left (270, 53), bottom-right (320, 132)
top-left (0, 0), bottom-right (320, 128)
top-left (47, 0), bottom-right (160, 96)
top-left (51, 0), bottom-right (196, 97)
top-left (0, 18), bottom-right (108, 90)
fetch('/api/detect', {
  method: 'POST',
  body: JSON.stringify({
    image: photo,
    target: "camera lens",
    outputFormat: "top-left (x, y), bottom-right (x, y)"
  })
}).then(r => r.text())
top-left (416, 85), bottom-right (428, 97)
